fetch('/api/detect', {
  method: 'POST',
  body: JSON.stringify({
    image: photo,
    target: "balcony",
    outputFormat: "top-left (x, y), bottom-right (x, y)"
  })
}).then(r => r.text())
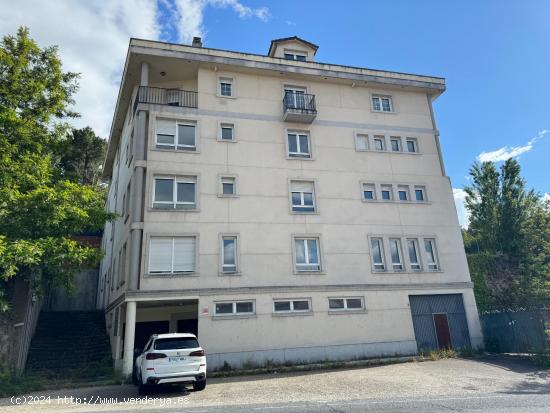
top-left (282, 91), bottom-right (317, 123)
top-left (133, 86), bottom-right (198, 113)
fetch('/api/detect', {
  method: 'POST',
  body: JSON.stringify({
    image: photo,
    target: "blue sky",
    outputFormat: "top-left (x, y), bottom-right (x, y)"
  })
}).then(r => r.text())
top-left (2, 0), bottom-right (548, 224)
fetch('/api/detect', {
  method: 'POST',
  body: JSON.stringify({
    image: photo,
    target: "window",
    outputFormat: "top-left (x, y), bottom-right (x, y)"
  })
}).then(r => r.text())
top-left (220, 177), bottom-right (236, 197)
top-left (381, 184), bottom-right (393, 201)
top-left (220, 123), bottom-right (234, 141)
top-left (294, 237), bottom-right (321, 272)
top-left (273, 299), bottom-right (311, 313)
top-left (126, 131), bottom-right (133, 164)
top-left (414, 186), bottom-right (426, 202)
top-left (424, 239), bottom-right (439, 270)
top-left (287, 132), bottom-right (311, 158)
top-left (221, 236), bottom-right (238, 274)
top-left (370, 238), bottom-right (385, 271)
top-left (124, 181), bottom-right (131, 220)
top-left (290, 181), bottom-right (315, 213)
top-left (153, 176), bottom-right (197, 210)
top-left (355, 134), bottom-right (369, 151)
top-left (407, 239), bottom-right (422, 270)
top-left (373, 136), bottom-right (385, 151)
top-left (284, 87), bottom-right (307, 109)
top-left (284, 52), bottom-right (307, 61)
top-left (398, 185), bottom-right (410, 201)
top-left (362, 183), bottom-right (376, 201)
top-left (406, 138), bottom-right (418, 153)
top-left (119, 243), bottom-right (127, 286)
top-left (219, 77), bottom-right (233, 97)
top-left (372, 95), bottom-right (393, 112)
top-left (390, 137), bottom-right (402, 152)
top-left (156, 119), bottom-right (196, 151)
top-left (389, 238), bottom-right (403, 271)
top-left (215, 301), bottom-right (255, 316)
top-left (148, 236), bottom-right (196, 274)
top-left (329, 297), bottom-right (364, 311)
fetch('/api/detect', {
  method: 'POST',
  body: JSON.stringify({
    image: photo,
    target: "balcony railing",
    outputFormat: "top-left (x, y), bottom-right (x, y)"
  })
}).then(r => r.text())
top-left (133, 86), bottom-right (198, 113)
top-left (282, 91), bottom-right (317, 123)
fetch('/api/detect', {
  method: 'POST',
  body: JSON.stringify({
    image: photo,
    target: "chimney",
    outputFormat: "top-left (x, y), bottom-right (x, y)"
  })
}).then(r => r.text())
top-left (192, 37), bottom-right (202, 47)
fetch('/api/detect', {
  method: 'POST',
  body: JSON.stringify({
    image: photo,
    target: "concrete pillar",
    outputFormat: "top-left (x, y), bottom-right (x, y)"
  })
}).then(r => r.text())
top-left (140, 62), bottom-right (149, 87)
top-left (122, 301), bottom-right (136, 377)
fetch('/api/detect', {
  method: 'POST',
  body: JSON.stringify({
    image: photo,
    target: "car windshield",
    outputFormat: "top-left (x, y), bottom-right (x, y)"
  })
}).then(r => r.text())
top-left (154, 337), bottom-right (199, 350)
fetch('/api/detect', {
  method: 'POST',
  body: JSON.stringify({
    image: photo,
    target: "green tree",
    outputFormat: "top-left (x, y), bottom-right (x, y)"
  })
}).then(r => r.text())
top-left (463, 158), bottom-right (549, 309)
top-left (0, 27), bottom-right (113, 311)
top-left (58, 127), bottom-right (106, 185)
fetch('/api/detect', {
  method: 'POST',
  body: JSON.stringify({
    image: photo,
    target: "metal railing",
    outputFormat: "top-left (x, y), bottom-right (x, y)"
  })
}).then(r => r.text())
top-left (283, 91), bottom-right (317, 113)
top-left (133, 86), bottom-right (198, 113)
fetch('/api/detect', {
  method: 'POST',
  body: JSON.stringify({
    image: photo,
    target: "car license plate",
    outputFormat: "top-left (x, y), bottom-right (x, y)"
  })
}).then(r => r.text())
top-left (169, 357), bottom-right (186, 362)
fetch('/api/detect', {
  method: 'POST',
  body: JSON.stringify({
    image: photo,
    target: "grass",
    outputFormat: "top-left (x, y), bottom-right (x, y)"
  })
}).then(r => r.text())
top-left (0, 362), bottom-right (122, 398)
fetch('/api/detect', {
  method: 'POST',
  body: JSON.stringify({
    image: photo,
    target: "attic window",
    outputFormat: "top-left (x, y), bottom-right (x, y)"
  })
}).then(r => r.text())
top-left (284, 52), bottom-right (306, 62)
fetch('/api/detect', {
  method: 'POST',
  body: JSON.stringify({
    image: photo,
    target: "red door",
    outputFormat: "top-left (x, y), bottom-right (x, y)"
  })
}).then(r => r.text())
top-left (433, 313), bottom-right (452, 349)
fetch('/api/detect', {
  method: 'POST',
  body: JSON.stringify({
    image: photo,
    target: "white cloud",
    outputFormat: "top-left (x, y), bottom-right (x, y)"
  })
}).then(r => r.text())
top-left (453, 188), bottom-right (469, 228)
top-left (477, 129), bottom-right (549, 163)
top-left (173, 0), bottom-right (270, 43)
top-left (0, 0), bottom-right (269, 137)
top-left (543, 193), bottom-right (550, 203)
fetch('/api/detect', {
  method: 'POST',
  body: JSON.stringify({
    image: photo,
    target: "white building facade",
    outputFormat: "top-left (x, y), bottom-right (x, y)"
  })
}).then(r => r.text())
top-left (99, 36), bottom-right (483, 376)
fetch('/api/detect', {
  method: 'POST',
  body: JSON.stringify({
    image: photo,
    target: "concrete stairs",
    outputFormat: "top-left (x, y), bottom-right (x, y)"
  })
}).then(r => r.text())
top-left (26, 311), bottom-right (112, 373)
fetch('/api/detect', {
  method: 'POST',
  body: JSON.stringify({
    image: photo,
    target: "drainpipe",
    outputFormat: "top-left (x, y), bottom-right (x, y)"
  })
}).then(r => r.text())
top-left (426, 93), bottom-right (446, 177)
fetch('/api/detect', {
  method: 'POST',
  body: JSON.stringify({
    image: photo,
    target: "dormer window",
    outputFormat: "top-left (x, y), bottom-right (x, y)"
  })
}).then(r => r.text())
top-left (284, 52), bottom-right (307, 62)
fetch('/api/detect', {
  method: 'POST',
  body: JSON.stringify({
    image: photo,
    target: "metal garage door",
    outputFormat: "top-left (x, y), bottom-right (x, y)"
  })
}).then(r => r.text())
top-left (409, 294), bottom-right (471, 351)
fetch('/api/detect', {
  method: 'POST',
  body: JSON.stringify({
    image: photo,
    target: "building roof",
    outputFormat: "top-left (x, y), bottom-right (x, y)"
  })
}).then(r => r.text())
top-left (268, 36), bottom-right (319, 57)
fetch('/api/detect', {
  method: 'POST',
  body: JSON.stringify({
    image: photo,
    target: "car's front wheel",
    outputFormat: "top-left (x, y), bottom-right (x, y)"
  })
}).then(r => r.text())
top-left (193, 379), bottom-right (206, 391)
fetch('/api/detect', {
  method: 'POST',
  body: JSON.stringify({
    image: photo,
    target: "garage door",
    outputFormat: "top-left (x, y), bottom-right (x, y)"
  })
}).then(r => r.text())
top-left (409, 294), bottom-right (471, 351)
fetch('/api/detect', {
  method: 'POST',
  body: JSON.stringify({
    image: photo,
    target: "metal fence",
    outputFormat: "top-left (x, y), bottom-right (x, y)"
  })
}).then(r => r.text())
top-left (133, 86), bottom-right (198, 113)
top-left (480, 309), bottom-right (549, 353)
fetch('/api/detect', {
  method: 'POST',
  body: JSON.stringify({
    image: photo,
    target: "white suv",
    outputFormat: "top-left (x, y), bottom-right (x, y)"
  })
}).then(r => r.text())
top-left (134, 333), bottom-right (206, 394)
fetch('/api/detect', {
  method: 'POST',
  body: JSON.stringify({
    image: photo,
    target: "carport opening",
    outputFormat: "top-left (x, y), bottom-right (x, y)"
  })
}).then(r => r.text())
top-left (121, 299), bottom-right (198, 359)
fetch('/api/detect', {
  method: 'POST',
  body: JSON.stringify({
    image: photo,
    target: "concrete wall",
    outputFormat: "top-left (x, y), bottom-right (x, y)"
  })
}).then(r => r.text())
top-left (0, 278), bottom-right (42, 374)
top-left (47, 269), bottom-right (99, 311)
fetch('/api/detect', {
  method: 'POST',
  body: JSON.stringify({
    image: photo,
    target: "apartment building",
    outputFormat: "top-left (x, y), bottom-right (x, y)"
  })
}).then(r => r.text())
top-left (99, 36), bottom-right (483, 376)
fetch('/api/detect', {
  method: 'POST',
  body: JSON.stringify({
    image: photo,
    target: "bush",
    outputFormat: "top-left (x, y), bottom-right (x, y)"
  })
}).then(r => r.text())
top-left (531, 350), bottom-right (550, 368)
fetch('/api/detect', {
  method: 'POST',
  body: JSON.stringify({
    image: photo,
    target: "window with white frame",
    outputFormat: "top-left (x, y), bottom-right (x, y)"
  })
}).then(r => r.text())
top-left (156, 119), bottom-right (196, 151)
top-left (287, 131), bottom-right (311, 158)
top-left (362, 183), bottom-right (376, 201)
top-left (284, 52), bottom-right (307, 61)
top-left (398, 185), bottom-right (410, 201)
top-left (380, 184), bottom-right (393, 201)
top-left (290, 181), bottom-right (315, 212)
top-left (407, 238), bottom-right (422, 270)
top-left (220, 176), bottom-right (236, 197)
top-left (119, 243), bottom-right (127, 285)
top-left (390, 136), bottom-right (402, 152)
top-left (284, 86), bottom-right (307, 109)
top-left (294, 237), bottom-right (321, 272)
top-left (220, 123), bottom-right (234, 141)
top-left (370, 238), bottom-right (385, 271)
top-left (219, 77), bottom-right (233, 97)
top-left (424, 239), bottom-right (439, 270)
top-left (273, 299), bottom-right (311, 313)
top-left (148, 236), bottom-right (196, 274)
top-left (373, 136), bottom-right (385, 151)
top-left (372, 95), bottom-right (393, 112)
top-left (414, 186), bottom-right (426, 202)
top-left (389, 238), bottom-right (404, 271)
top-left (221, 235), bottom-right (238, 274)
top-left (355, 134), bottom-right (369, 151)
top-left (406, 138), bottom-right (418, 153)
top-left (215, 301), bottom-right (254, 316)
top-left (328, 297), bottom-right (364, 311)
top-left (153, 176), bottom-right (197, 210)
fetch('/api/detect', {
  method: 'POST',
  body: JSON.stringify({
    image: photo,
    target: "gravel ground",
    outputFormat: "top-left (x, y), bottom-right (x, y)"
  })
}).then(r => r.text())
top-left (1, 355), bottom-right (548, 412)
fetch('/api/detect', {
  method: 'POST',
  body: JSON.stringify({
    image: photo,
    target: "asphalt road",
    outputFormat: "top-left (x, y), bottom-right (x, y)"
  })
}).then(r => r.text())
top-left (2, 355), bottom-right (549, 413)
